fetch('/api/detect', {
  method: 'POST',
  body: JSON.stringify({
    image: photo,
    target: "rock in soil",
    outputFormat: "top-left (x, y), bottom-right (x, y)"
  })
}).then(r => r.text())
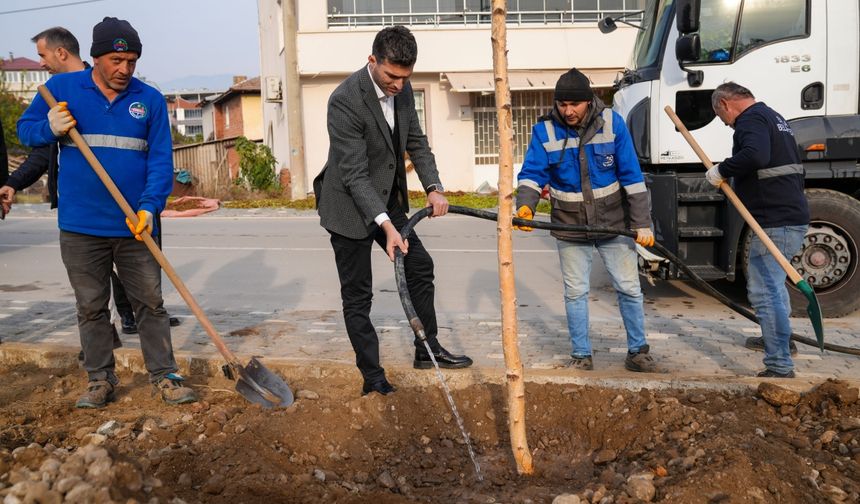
top-left (757, 382), bottom-right (801, 406)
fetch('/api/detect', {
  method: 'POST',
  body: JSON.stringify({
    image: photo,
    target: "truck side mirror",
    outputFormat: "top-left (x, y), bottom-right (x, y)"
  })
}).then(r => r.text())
top-left (598, 16), bottom-right (617, 34)
top-left (676, 34), bottom-right (704, 87)
top-left (676, 0), bottom-right (701, 34)
top-left (676, 34), bottom-right (701, 62)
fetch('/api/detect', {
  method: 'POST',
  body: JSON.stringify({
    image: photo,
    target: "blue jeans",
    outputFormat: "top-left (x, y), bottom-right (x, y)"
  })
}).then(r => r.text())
top-left (747, 225), bottom-right (808, 374)
top-left (557, 236), bottom-right (647, 358)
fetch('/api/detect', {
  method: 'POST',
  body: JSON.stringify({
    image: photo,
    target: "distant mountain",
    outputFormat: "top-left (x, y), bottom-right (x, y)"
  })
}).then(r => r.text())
top-left (157, 74), bottom-right (235, 92)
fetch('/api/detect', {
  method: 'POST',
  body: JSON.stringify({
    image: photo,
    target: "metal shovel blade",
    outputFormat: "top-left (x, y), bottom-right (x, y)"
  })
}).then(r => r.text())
top-left (796, 280), bottom-right (825, 352)
top-left (234, 358), bottom-right (294, 408)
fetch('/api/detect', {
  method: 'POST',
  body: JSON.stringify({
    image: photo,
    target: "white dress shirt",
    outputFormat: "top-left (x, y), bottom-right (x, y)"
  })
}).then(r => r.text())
top-left (368, 65), bottom-right (395, 226)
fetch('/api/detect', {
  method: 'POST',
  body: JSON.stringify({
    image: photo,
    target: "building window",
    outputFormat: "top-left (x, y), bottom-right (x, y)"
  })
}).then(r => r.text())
top-left (184, 108), bottom-right (203, 119)
top-left (472, 90), bottom-right (555, 165)
top-left (413, 89), bottom-right (427, 135)
top-left (327, 0), bottom-right (644, 27)
top-left (225, 106), bottom-right (230, 128)
top-left (186, 125), bottom-right (204, 136)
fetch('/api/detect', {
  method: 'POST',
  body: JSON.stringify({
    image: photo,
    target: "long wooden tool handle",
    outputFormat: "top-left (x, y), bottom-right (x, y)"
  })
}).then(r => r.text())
top-left (38, 85), bottom-right (241, 365)
top-left (663, 105), bottom-right (803, 284)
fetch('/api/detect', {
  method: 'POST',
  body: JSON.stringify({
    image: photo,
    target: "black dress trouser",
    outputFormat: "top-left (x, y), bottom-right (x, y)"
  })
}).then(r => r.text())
top-left (329, 204), bottom-right (440, 384)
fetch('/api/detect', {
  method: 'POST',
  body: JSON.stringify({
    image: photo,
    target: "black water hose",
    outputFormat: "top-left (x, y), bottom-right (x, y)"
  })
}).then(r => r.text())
top-left (394, 205), bottom-right (860, 357)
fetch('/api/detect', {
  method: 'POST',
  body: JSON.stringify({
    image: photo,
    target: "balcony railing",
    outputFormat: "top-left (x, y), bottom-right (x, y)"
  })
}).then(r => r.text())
top-left (328, 7), bottom-right (643, 28)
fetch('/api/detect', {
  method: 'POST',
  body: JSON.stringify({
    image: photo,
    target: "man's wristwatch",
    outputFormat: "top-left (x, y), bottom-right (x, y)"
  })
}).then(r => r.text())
top-left (425, 183), bottom-right (444, 195)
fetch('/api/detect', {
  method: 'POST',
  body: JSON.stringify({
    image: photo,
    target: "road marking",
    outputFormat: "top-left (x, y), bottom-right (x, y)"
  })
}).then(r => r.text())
top-left (265, 319), bottom-right (291, 323)
top-left (794, 354), bottom-right (822, 360)
top-left (248, 311), bottom-right (273, 315)
top-left (312, 322), bottom-right (337, 326)
top-left (478, 321), bottom-right (502, 327)
top-left (486, 353), bottom-right (504, 359)
top-left (0, 314), bottom-right (9, 319)
top-left (30, 318), bottom-right (52, 324)
top-left (308, 329), bottom-right (334, 333)
top-left (647, 333), bottom-right (675, 340)
top-left (741, 328), bottom-right (762, 334)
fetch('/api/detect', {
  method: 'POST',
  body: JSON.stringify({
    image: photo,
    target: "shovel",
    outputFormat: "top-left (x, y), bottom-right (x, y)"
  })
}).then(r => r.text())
top-left (664, 105), bottom-right (824, 351)
top-left (38, 85), bottom-right (294, 407)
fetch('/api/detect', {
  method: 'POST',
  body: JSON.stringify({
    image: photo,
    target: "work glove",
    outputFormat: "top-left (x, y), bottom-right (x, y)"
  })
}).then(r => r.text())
top-left (125, 210), bottom-right (153, 241)
top-left (634, 228), bottom-right (655, 247)
top-left (48, 101), bottom-right (76, 137)
top-left (514, 205), bottom-right (534, 232)
top-left (705, 164), bottom-right (725, 187)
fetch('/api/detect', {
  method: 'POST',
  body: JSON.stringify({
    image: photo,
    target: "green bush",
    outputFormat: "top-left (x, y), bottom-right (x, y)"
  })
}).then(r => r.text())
top-left (0, 79), bottom-right (29, 154)
top-left (235, 136), bottom-right (278, 191)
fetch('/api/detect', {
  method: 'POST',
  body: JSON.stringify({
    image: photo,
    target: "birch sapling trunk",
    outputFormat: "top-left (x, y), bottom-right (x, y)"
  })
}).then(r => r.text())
top-left (491, 0), bottom-right (533, 475)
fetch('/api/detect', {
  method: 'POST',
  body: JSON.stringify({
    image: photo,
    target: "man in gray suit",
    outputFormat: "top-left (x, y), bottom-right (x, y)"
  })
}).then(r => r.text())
top-left (315, 26), bottom-right (472, 396)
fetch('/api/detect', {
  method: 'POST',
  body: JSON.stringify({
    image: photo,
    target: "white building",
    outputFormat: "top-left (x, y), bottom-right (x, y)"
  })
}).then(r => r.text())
top-left (1, 56), bottom-right (49, 103)
top-left (257, 1), bottom-right (642, 197)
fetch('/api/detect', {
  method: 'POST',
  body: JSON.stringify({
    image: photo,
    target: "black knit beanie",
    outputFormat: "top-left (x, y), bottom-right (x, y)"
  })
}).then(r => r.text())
top-left (90, 17), bottom-right (142, 58)
top-left (554, 68), bottom-right (593, 102)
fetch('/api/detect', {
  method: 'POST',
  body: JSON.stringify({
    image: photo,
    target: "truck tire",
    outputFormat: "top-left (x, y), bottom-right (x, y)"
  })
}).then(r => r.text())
top-left (741, 189), bottom-right (860, 318)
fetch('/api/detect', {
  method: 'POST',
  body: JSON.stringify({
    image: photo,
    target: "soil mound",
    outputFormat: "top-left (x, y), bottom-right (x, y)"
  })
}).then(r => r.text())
top-left (0, 365), bottom-right (858, 503)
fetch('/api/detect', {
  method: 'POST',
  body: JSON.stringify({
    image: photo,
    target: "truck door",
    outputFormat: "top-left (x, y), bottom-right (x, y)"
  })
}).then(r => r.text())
top-left (656, 0), bottom-right (824, 165)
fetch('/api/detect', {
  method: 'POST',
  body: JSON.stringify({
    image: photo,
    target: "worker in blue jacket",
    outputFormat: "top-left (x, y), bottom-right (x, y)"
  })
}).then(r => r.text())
top-left (707, 82), bottom-right (810, 378)
top-left (516, 68), bottom-right (658, 373)
top-left (17, 17), bottom-right (196, 407)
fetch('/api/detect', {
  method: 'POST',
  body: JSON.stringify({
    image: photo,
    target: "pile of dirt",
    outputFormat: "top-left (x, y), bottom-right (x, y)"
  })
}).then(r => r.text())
top-left (0, 364), bottom-right (858, 503)
top-left (163, 197), bottom-right (220, 217)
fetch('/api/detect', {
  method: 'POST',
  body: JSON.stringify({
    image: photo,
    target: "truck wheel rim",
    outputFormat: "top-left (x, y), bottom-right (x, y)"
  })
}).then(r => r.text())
top-left (792, 222), bottom-right (855, 289)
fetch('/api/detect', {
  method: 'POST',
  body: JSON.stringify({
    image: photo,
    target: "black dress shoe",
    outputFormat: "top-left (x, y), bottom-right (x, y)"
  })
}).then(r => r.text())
top-left (169, 316), bottom-right (182, 327)
top-left (362, 379), bottom-right (397, 396)
top-left (120, 312), bottom-right (138, 335)
top-left (414, 346), bottom-right (473, 369)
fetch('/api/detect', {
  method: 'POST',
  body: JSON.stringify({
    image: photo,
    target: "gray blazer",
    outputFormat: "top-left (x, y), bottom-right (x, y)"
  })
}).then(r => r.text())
top-left (315, 65), bottom-right (441, 239)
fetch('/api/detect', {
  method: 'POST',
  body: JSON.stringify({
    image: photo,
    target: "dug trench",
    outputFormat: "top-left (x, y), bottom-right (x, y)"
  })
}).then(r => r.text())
top-left (0, 363), bottom-right (858, 503)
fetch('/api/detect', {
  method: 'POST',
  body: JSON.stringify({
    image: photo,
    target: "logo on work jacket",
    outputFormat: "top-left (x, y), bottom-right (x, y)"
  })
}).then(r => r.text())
top-left (113, 38), bottom-right (128, 52)
top-left (602, 154), bottom-right (615, 167)
top-left (128, 102), bottom-right (147, 119)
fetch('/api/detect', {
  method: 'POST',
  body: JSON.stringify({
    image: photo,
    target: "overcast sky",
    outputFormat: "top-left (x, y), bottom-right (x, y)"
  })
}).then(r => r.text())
top-left (0, 0), bottom-right (260, 87)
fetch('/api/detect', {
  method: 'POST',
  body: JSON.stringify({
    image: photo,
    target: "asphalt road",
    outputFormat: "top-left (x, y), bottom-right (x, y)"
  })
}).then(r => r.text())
top-left (3, 204), bottom-right (859, 383)
top-left (0, 204), bottom-right (736, 320)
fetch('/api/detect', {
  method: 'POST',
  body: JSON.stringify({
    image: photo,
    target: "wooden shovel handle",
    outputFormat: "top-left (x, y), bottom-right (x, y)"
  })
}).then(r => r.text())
top-left (663, 105), bottom-right (803, 284)
top-left (38, 85), bottom-right (241, 366)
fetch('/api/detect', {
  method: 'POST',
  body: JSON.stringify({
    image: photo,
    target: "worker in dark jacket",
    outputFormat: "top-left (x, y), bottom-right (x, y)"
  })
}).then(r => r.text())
top-left (707, 82), bottom-right (810, 378)
top-left (516, 68), bottom-right (658, 373)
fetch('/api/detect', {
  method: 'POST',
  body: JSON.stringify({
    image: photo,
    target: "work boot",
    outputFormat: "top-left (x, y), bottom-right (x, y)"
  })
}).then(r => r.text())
top-left (75, 379), bottom-right (116, 409)
top-left (757, 369), bottom-right (796, 379)
top-left (169, 316), bottom-right (182, 327)
top-left (624, 345), bottom-right (659, 373)
top-left (120, 311), bottom-right (138, 335)
top-left (568, 356), bottom-right (594, 370)
top-left (745, 336), bottom-right (798, 355)
top-left (154, 373), bottom-right (198, 405)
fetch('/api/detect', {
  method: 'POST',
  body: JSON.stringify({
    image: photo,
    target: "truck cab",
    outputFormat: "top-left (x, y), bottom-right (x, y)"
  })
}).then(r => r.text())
top-left (605, 0), bottom-right (860, 317)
